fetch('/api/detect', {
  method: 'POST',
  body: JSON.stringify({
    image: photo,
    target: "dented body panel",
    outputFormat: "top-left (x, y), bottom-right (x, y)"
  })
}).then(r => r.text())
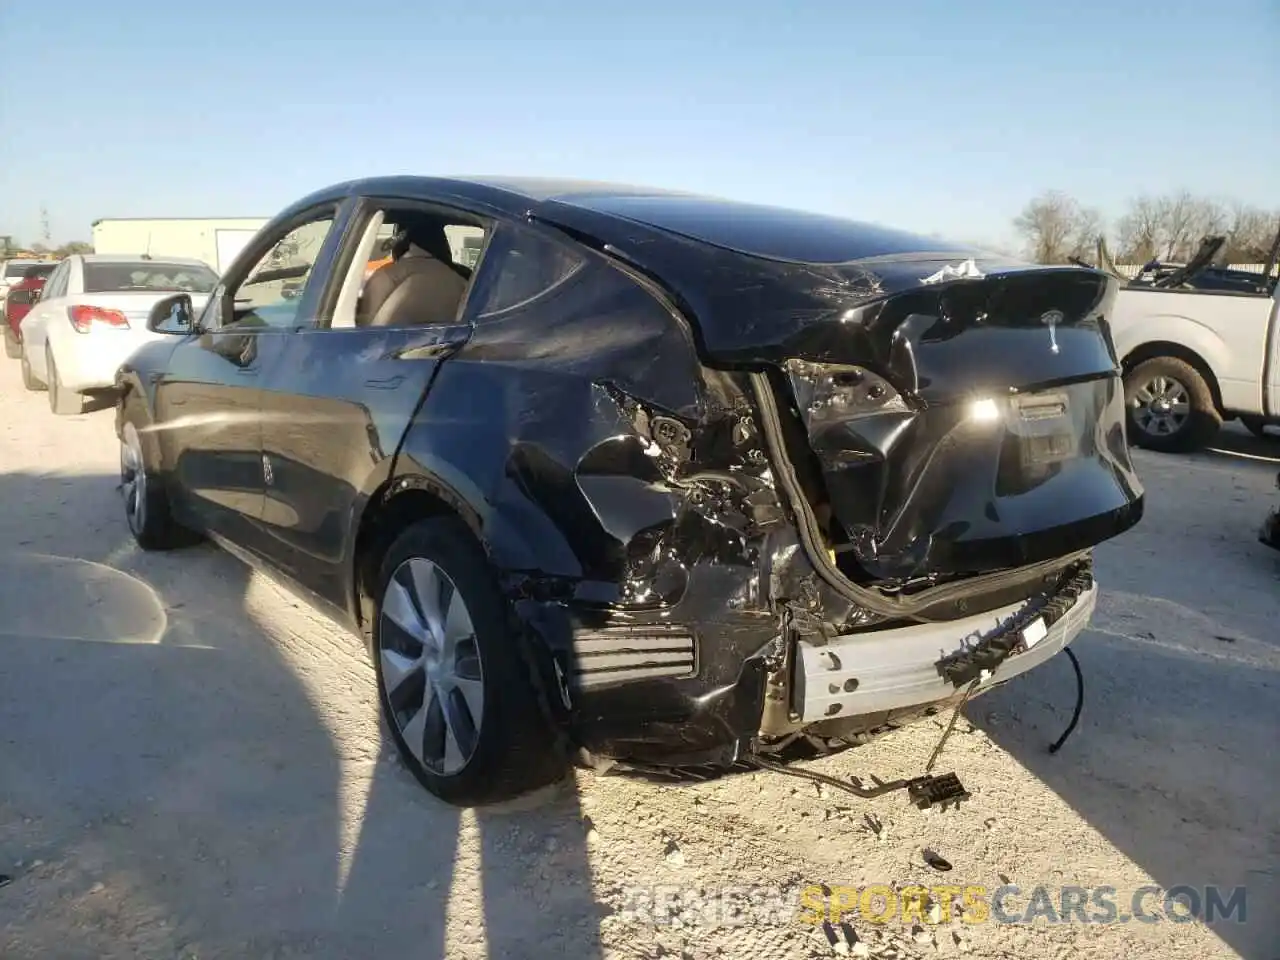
top-left (388, 221), bottom-right (794, 762)
top-left (529, 194), bottom-right (1143, 582)
top-left (117, 176), bottom-right (1144, 769)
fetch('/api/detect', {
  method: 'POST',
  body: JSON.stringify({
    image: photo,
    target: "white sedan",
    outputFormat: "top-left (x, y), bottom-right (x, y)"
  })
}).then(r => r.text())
top-left (20, 254), bottom-right (216, 414)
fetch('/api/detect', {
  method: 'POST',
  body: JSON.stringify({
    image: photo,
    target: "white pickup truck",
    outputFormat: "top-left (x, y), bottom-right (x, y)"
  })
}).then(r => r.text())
top-left (1107, 233), bottom-right (1280, 452)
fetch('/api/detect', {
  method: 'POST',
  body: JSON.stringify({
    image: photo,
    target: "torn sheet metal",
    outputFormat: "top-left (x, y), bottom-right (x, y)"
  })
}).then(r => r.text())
top-left (529, 199), bottom-right (1144, 582)
top-left (778, 269), bottom-right (1144, 580)
top-left (920, 258), bottom-right (985, 285)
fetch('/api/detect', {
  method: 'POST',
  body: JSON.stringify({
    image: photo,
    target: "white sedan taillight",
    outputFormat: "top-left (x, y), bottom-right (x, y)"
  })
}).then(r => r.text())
top-left (68, 305), bottom-right (130, 333)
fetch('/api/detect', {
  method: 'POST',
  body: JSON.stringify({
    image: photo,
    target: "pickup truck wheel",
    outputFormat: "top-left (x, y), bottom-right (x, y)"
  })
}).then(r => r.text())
top-left (20, 348), bottom-right (44, 391)
top-left (119, 402), bottom-right (201, 550)
top-left (1240, 416), bottom-right (1271, 439)
top-left (1124, 357), bottom-right (1220, 453)
top-left (3, 326), bottom-right (20, 359)
top-left (373, 517), bottom-right (566, 806)
top-left (47, 348), bottom-right (84, 416)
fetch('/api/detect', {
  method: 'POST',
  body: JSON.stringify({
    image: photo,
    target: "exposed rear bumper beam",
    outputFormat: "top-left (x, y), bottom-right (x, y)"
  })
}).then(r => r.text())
top-left (794, 581), bottom-right (1097, 721)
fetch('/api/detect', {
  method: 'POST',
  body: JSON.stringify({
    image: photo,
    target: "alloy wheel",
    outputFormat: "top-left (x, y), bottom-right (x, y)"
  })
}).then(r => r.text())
top-left (379, 557), bottom-right (485, 776)
top-left (1131, 375), bottom-right (1190, 438)
top-left (120, 422), bottom-right (147, 535)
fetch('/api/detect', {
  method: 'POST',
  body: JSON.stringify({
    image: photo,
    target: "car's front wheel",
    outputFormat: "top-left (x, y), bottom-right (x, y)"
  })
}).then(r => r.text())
top-left (46, 347), bottom-right (84, 416)
top-left (119, 401), bottom-right (200, 550)
top-left (374, 518), bottom-right (566, 806)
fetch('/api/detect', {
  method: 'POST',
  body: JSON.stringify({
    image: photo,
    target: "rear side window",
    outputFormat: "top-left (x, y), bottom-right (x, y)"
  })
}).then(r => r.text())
top-left (83, 262), bottom-right (218, 295)
top-left (44, 262), bottom-right (69, 298)
top-left (470, 225), bottom-right (586, 318)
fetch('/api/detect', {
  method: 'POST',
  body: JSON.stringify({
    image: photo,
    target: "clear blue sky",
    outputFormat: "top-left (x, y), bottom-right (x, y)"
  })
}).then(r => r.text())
top-left (1, 0), bottom-right (1276, 247)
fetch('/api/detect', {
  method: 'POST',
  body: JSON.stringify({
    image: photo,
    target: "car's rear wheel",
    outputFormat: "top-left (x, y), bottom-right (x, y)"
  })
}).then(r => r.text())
top-left (374, 517), bottom-right (565, 806)
top-left (3, 326), bottom-right (20, 359)
top-left (120, 401), bottom-right (201, 550)
top-left (20, 347), bottom-right (44, 391)
top-left (1123, 356), bottom-right (1220, 453)
top-left (46, 347), bottom-right (84, 416)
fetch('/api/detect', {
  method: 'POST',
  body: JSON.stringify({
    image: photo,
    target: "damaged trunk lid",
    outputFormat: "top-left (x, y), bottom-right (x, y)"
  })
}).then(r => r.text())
top-left (533, 195), bottom-right (1144, 584)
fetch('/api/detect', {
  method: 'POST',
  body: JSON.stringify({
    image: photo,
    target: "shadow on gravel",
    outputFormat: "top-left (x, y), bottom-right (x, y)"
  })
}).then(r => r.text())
top-left (0, 470), bottom-right (603, 960)
top-left (973, 633), bottom-right (1279, 960)
top-left (1203, 421), bottom-right (1280, 467)
top-left (972, 433), bottom-right (1280, 960)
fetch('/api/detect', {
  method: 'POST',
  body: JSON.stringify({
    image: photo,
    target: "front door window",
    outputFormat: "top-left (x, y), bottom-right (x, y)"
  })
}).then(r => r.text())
top-left (220, 217), bottom-right (336, 332)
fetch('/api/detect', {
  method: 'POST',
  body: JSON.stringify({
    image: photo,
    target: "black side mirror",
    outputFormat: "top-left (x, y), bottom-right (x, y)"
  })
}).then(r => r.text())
top-left (147, 293), bottom-right (195, 334)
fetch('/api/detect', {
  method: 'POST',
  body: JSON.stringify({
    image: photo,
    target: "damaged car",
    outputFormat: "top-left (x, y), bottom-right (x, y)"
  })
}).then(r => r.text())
top-left (114, 177), bottom-right (1144, 806)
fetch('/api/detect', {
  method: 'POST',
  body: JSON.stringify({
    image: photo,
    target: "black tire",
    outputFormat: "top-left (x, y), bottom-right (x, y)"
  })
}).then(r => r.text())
top-left (1123, 356), bottom-right (1220, 453)
top-left (4, 326), bottom-right (20, 359)
top-left (119, 398), bottom-right (201, 550)
top-left (20, 347), bottom-right (44, 391)
top-left (1240, 415), bottom-right (1271, 439)
top-left (47, 347), bottom-right (84, 416)
top-left (373, 517), bottom-right (566, 806)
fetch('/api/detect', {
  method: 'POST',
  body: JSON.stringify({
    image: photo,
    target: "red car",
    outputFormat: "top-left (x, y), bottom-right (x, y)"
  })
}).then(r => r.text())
top-left (3, 263), bottom-right (57, 359)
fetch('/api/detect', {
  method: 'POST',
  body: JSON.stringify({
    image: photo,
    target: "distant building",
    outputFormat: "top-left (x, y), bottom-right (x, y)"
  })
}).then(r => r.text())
top-left (90, 217), bottom-right (269, 274)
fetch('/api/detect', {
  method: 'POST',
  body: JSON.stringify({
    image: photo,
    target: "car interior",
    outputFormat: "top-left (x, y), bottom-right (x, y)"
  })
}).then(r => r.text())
top-left (332, 209), bottom-right (487, 330)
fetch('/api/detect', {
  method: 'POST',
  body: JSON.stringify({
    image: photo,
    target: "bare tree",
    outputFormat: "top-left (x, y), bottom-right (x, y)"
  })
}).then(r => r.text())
top-left (1223, 203), bottom-right (1280, 262)
top-left (1116, 192), bottom-right (1234, 263)
top-left (1012, 191), bottom-right (1104, 264)
top-left (1159, 192), bottom-right (1228, 260)
top-left (1116, 196), bottom-right (1163, 263)
top-left (1019, 191), bottom-right (1275, 267)
top-left (1190, 197), bottom-right (1229, 249)
top-left (1158, 191), bottom-right (1199, 261)
top-left (53, 241), bottom-right (93, 257)
top-left (1073, 205), bottom-right (1105, 261)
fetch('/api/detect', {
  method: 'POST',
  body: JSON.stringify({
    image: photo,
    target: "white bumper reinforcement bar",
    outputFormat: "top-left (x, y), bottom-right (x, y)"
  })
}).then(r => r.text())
top-left (795, 583), bottom-right (1097, 722)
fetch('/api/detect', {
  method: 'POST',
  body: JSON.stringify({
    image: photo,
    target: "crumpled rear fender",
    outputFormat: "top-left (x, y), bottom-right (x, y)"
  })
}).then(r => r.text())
top-left (391, 230), bottom-right (807, 745)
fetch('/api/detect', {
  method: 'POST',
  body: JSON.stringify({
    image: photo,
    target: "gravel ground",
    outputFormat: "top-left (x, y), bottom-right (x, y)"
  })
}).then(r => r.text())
top-left (1, 357), bottom-right (1277, 960)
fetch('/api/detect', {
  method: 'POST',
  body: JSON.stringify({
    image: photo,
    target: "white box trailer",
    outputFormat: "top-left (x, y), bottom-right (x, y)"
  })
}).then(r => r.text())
top-left (90, 217), bottom-right (269, 275)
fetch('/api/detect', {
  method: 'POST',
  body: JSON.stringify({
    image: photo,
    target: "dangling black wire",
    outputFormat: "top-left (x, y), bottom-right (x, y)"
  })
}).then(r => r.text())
top-left (925, 678), bottom-right (980, 773)
top-left (1048, 647), bottom-right (1084, 754)
top-left (740, 644), bottom-right (1084, 808)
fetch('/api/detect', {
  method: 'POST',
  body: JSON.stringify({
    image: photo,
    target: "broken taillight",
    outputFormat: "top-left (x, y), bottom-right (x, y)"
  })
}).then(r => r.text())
top-left (68, 305), bottom-right (130, 333)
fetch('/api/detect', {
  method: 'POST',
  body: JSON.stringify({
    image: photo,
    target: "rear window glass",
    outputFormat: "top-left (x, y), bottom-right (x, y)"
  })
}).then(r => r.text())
top-left (19, 263), bottom-right (56, 280)
top-left (4, 262), bottom-right (44, 279)
top-left (474, 227), bottom-right (585, 317)
top-left (83, 262), bottom-right (218, 294)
